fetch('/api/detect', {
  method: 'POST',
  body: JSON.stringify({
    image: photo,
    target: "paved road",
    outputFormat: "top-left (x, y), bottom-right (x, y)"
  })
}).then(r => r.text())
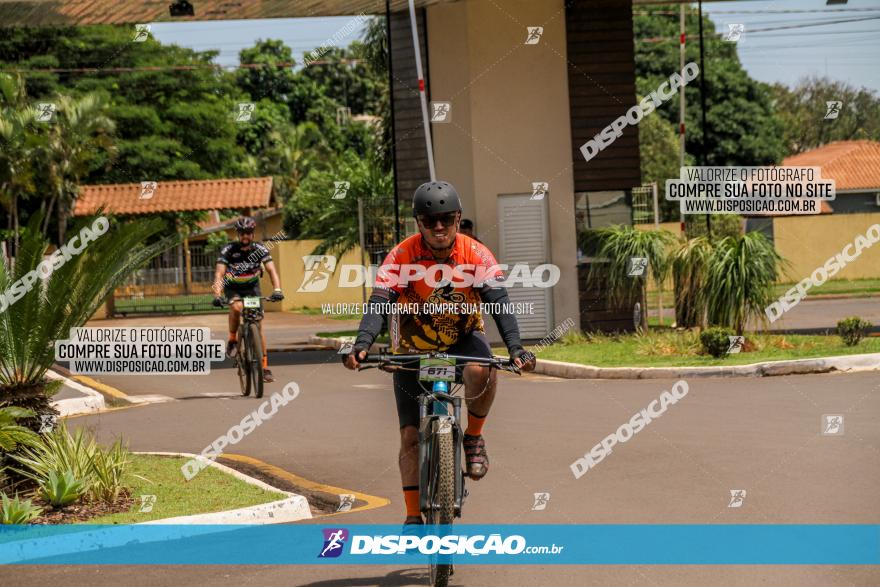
top-left (9, 350), bottom-right (880, 585)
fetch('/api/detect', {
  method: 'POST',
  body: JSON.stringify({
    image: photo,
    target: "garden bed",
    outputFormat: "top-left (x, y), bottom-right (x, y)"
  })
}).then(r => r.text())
top-left (530, 330), bottom-right (880, 368)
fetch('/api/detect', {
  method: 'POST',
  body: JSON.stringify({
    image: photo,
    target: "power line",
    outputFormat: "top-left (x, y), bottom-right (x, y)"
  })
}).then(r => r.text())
top-left (0, 59), bottom-right (366, 75)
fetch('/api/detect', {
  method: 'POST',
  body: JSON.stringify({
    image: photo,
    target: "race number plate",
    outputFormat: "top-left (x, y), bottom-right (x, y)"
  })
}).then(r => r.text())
top-left (243, 297), bottom-right (261, 308)
top-left (419, 357), bottom-right (456, 382)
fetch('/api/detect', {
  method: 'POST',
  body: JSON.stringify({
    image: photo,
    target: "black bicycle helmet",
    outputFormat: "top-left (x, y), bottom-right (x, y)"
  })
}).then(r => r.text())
top-left (234, 216), bottom-right (256, 233)
top-left (412, 181), bottom-right (462, 217)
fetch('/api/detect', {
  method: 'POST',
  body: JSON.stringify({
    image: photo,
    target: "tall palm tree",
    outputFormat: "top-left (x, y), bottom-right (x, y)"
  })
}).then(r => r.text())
top-left (588, 225), bottom-right (675, 332)
top-left (41, 94), bottom-right (116, 242)
top-left (0, 74), bottom-right (41, 255)
top-left (0, 214), bottom-right (175, 427)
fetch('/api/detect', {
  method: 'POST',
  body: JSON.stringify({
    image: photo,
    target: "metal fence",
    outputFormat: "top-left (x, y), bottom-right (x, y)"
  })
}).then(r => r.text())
top-left (112, 242), bottom-right (218, 315)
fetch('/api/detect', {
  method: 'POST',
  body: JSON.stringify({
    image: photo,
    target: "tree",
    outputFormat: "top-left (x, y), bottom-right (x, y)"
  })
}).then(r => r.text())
top-left (588, 226), bottom-right (675, 332)
top-left (634, 6), bottom-right (785, 166)
top-left (773, 76), bottom-right (880, 154)
top-left (0, 74), bottom-right (41, 254)
top-left (40, 93), bottom-right (115, 242)
top-left (702, 232), bottom-right (783, 335)
top-left (0, 215), bottom-right (176, 426)
top-left (638, 108), bottom-right (690, 221)
top-left (287, 148), bottom-right (394, 256)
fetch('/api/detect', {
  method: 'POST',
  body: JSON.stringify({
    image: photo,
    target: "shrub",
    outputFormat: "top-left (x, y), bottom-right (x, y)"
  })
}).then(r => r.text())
top-left (0, 493), bottom-right (42, 524)
top-left (837, 316), bottom-right (873, 346)
top-left (700, 327), bottom-right (735, 358)
top-left (40, 470), bottom-right (87, 508)
top-left (11, 425), bottom-right (130, 504)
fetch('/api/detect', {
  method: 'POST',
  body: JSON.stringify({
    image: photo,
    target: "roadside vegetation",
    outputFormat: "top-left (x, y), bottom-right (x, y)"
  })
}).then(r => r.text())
top-left (0, 423), bottom-right (285, 524)
top-left (531, 330), bottom-right (880, 369)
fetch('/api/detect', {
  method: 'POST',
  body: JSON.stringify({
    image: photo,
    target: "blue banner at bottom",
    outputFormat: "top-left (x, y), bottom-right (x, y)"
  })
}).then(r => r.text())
top-left (1, 524), bottom-right (877, 565)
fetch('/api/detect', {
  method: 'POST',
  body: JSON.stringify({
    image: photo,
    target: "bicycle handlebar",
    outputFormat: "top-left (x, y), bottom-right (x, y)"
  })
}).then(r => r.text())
top-left (216, 295), bottom-right (274, 307)
top-left (357, 351), bottom-right (521, 374)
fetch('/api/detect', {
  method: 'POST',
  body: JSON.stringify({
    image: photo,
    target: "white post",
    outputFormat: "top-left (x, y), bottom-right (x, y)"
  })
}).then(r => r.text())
top-left (408, 0), bottom-right (436, 181)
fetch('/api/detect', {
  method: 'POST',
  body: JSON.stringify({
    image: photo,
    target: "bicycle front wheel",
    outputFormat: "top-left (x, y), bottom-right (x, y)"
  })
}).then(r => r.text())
top-left (247, 322), bottom-right (264, 399)
top-left (426, 427), bottom-right (455, 587)
top-left (237, 335), bottom-right (251, 397)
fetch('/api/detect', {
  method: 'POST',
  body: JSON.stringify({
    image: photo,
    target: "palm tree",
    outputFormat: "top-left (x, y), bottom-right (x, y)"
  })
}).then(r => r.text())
top-left (41, 94), bottom-right (116, 242)
top-left (588, 225), bottom-right (675, 332)
top-left (702, 232), bottom-right (783, 334)
top-left (670, 235), bottom-right (713, 328)
top-left (0, 74), bottom-right (41, 255)
top-left (292, 148), bottom-right (394, 257)
top-left (0, 214), bottom-right (176, 427)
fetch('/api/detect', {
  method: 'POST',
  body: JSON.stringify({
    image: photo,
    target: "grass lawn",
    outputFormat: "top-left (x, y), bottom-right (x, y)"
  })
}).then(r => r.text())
top-left (86, 454), bottom-right (286, 524)
top-left (528, 330), bottom-right (880, 368)
top-left (114, 294), bottom-right (222, 315)
top-left (646, 278), bottom-right (880, 306)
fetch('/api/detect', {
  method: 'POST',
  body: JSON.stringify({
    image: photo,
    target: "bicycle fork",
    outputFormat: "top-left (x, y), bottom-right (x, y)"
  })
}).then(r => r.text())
top-left (418, 380), bottom-right (465, 517)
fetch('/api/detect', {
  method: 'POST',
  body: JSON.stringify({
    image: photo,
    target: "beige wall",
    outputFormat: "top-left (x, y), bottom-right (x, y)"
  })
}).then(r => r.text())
top-left (427, 0), bottom-right (580, 332)
top-left (265, 240), bottom-right (367, 311)
top-left (773, 213), bottom-right (880, 282)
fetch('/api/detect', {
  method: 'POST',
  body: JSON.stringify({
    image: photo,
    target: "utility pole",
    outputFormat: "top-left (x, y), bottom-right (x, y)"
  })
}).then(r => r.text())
top-left (679, 3), bottom-right (686, 236)
top-left (698, 0), bottom-right (711, 237)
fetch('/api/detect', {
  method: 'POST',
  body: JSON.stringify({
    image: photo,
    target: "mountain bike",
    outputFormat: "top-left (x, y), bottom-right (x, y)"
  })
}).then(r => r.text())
top-left (358, 351), bottom-right (520, 587)
top-left (219, 296), bottom-right (270, 398)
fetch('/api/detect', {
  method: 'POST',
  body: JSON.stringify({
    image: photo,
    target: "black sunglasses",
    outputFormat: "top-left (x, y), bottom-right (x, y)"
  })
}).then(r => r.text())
top-left (417, 212), bottom-right (458, 228)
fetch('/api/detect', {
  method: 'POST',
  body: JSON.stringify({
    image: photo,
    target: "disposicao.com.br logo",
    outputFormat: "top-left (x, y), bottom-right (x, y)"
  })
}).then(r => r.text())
top-left (317, 527), bottom-right (564, 558)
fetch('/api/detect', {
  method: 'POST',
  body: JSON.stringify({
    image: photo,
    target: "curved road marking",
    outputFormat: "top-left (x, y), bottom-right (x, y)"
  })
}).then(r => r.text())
top-left (222, 453), bottom-right (390, 518)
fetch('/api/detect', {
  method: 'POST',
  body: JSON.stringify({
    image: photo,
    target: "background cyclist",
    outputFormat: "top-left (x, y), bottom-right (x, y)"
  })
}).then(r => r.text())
top-left (343, 181), bottom-right (536, 525)
top-left (212, 216), bottom-right (284, 383)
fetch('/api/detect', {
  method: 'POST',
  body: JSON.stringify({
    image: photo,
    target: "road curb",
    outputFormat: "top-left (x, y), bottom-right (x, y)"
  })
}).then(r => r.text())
top-left (309, 335), bottom-right (388, 354)
top-left (135, 452), bottom-right (312, 524)
top-left (532, 353), bottom-right (880, 379)
top-left (47, 370), bottom-right (106, 416)
top-left (309, 335), bottom-right (879, 379)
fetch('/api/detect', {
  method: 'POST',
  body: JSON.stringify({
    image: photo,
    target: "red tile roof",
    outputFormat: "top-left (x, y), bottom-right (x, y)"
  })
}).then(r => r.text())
top-left (782, 141), bottom-right (880, 191)
top-left (73, 177), bottom-right (273, 216)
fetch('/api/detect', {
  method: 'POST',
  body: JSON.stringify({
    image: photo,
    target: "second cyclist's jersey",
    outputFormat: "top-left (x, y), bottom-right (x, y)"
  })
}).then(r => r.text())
top-left (217, 241), bottom-right (272, 286)
top-left (374, 234), bottom-right (503, 352)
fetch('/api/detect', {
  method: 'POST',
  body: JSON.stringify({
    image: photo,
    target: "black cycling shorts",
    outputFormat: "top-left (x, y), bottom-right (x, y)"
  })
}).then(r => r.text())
top-left (224, 282), bottom-right (261, 300)
top-left (392, 330), bottom-right (492, 429)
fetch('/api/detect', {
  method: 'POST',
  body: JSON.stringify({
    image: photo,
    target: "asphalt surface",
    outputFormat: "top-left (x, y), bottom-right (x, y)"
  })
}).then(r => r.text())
top-left (9, 347), bottom-right (880, 586)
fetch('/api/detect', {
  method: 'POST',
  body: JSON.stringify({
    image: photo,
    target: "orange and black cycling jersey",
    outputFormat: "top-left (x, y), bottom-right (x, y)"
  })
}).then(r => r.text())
top-left (373, 233), bottom-right (503, 353)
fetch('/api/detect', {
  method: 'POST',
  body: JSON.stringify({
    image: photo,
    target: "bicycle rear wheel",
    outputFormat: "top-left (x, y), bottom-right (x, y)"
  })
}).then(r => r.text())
top-left (426, 426), bottom-right (455, 587)
top-left (247, 322), bottom-right (264, 399)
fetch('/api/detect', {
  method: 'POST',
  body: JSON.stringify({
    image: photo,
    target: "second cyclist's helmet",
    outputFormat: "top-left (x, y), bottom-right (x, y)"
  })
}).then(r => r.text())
top-left (234, 216), bottom-right (257, 233)
top-left (412, 181), bottom-right (462, 217)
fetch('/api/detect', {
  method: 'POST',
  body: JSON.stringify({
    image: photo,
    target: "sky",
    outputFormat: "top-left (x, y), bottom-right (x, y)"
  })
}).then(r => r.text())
top-left (150, 0), bottom-right (880, 92)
